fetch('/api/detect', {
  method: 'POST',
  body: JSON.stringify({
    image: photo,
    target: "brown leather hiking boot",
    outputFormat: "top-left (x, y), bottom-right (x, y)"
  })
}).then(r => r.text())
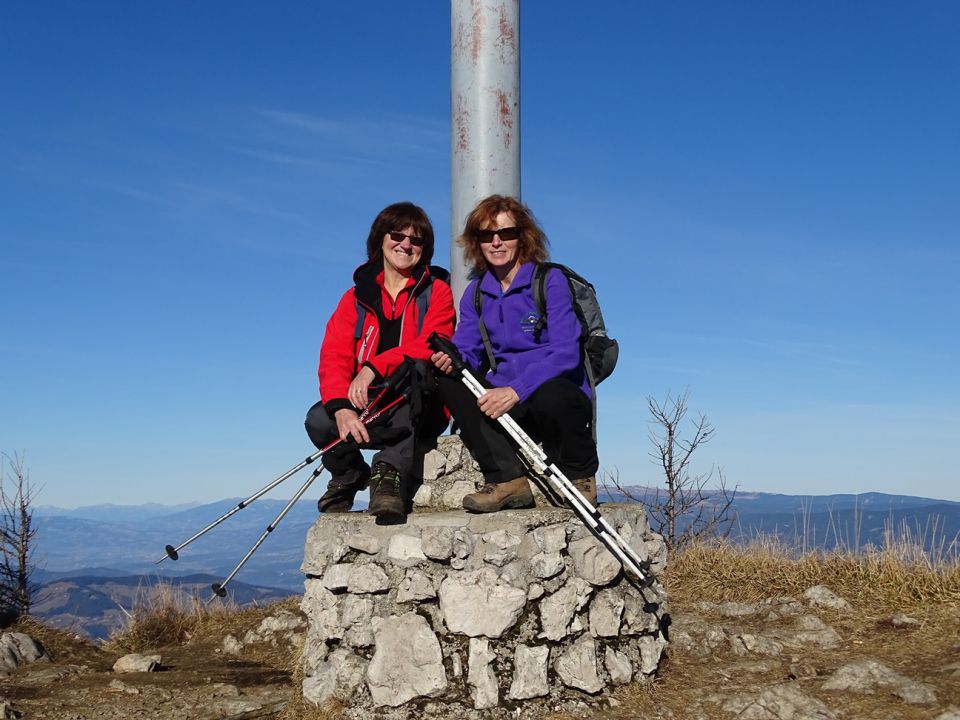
top-left (318, 467), bottom-right (370, 513)
top-left (571, 476), bottom-right (598, 507)
top-left (368, 461), bottom-right (405, 522)
top-left (462, 476), bottom-right (535, 513)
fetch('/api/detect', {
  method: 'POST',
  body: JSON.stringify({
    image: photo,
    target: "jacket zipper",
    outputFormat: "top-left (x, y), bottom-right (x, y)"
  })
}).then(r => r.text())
top-left (357, 325), bottom-right (375, 364)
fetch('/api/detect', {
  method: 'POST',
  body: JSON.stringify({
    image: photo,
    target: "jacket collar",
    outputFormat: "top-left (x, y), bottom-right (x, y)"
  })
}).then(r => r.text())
top-left (353, 260), bottom-right (429, 310)
top-left (478, 261), bottom-right (535, 297)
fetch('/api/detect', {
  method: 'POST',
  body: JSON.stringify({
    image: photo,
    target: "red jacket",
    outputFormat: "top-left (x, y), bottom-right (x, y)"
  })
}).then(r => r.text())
top-left (318, 262), bottom-right (455, 415)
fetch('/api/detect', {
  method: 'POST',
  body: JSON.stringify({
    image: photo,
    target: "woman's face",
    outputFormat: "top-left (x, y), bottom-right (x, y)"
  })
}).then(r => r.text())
top-left (479, 211), bottom-right (521, 274)
top-left (381, 224), bottom-right (424, 276)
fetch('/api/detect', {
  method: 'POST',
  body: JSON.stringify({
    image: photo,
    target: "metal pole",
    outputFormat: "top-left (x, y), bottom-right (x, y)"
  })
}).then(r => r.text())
top-left (451, 0), bottom-right (520, 308)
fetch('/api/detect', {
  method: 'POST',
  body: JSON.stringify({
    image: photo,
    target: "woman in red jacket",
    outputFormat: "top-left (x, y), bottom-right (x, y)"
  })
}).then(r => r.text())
top-left (306, 202), bottom-right (455, 521)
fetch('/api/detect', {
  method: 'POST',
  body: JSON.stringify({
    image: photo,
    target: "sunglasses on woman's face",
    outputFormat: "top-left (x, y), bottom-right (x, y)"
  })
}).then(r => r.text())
top-left (388, 231), bottom-right (425, 247)
top-left (477, 226), bottom-right (521, 243)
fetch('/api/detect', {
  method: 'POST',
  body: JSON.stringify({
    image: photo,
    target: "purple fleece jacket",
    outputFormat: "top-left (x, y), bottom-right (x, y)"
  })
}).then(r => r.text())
top-left (452, 262), bottom-right (591, 402)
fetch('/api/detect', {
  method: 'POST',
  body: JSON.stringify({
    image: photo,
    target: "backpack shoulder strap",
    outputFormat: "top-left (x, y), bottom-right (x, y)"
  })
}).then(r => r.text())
top-left (474, 280), bottom-right (497, 372)
top-left (531, 262), bottom-right (560, 343)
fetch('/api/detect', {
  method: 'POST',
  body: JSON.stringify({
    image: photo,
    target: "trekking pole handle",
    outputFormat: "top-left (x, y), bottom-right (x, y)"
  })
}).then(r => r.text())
top-left (381, 360), bottom-right (412, 393)
top-left (427, 333), bottom-right (467, 375)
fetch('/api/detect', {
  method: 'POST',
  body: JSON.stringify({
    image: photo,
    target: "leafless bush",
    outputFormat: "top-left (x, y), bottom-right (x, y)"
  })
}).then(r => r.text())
top-left (605, 390), bottom-right (736, 552)
top-left (1, 452), bottom-right (38, 618)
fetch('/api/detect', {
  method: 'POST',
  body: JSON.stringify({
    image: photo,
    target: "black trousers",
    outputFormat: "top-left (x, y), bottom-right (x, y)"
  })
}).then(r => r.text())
top-left (437, 375), bottom-right (599, 484)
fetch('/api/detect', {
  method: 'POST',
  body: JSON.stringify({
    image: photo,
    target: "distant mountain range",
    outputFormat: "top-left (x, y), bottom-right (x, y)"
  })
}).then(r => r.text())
top-left (29, 489), bottom-right (959, 640)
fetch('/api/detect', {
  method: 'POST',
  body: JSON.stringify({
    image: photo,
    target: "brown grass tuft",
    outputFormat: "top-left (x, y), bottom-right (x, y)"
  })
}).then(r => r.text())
top-left (103, 583), bottom-right (206, 653)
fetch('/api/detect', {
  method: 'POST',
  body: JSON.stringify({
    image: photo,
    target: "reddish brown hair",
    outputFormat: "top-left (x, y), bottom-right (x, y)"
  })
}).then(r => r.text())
top-left (458, 195), bottom-right (549, 276)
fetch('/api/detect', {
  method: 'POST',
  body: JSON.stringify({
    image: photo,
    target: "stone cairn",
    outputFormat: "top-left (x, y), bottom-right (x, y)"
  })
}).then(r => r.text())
top-left (299, 435), bottom-right (670, 717)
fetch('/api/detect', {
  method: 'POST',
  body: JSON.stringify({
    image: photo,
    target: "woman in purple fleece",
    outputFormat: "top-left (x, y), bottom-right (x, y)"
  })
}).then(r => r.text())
top-left (431, 195), bottom-right (599, 513)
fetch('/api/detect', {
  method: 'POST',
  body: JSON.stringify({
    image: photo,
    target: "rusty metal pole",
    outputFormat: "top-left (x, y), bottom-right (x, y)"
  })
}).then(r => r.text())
top-left (450, 0), bottom-right (520, 308)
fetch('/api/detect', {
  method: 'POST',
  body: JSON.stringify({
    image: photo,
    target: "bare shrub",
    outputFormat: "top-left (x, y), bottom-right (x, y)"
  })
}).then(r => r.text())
top-left (605, 390), bottom-right (736, 551)
top-left (0, 451), bottom-right (38, 618)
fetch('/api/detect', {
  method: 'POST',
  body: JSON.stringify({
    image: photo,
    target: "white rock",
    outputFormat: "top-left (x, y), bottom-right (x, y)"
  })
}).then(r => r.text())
top-left (508, 644), bottom-right (550, 700)
top-left (540, 577), bottom-right (592, 641)
top-left (533, 524), bottom-right (567, 553)
top-left (442, 480), bottom-right (478, 509)
top-left (589, 589), bottom-right (624, 637)
top-left (555, 634), bottom-right (603, 694)
top-left (482, 529), bottom-right (522, 567)
top-left (322, 563), bottom-right (353, 591)
top-left (730, 633), bottom-right (783, 657)
top-left (468, 638), bottom-right (499, 709)
top-left (112, 654), bottom-right (161, 674)
top-left (346, 533), bottom-right (380, 554)
top-left (366, 613), bottom-right (447, 707)
top-left (803, 585), bottom-right (851, 611)
top-left (568, 535), bottom-right (621, 586)
top-left (530, 551), bottom-right (565, 579)
top-left (397, 569), bottom-right (437, 602)
top-left (412, 484), bottom-right (433, 507)
top-left (604, 646), bottom-right (633, 685)
top-left (892, 613), bottom-right (921, 627)
top-left (636, 634), bottom-right (668, 675)
top-left (823, 659), bottom-right (937, 704)
top-left (348, 564), bottom-right (392, 594)
top-left (722, 682), bottom-right (837, 720)
top-left (222, 635), bottom-right (243, 655)
top-left (303, 648), bottom-right (367, 706)
top-left (421, 526), bottom-right (455, 560)
top-left (258, 611), bottom-right (303, 634)
top-left (423, 449), bottom-right (447, 481)
top-left (439, 567), bottom-right (527, 638)
top-left (387, 534), bottom-right (427, 566)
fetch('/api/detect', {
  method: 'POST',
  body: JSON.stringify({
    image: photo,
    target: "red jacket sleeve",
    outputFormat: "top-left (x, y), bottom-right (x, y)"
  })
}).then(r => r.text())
top-left (318, 288), bottom-right (359, 413)
top-left (365, 279), bottom-right (455, 379)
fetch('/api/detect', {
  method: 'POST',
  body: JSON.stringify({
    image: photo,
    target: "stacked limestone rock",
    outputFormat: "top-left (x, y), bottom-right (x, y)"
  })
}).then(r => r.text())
top-left (299, 435), bottom-right (669, 717)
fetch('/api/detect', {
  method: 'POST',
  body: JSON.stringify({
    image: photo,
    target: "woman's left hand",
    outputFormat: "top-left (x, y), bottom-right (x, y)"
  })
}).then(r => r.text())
top-left (348, 366), bottom-right (376, 410)
top-left (477, 386), bottom-right (520, 420)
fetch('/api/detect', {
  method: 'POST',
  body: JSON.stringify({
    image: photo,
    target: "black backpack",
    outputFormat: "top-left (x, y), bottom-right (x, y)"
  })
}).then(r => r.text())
top-left (473, 263), bottom-right (618, 434)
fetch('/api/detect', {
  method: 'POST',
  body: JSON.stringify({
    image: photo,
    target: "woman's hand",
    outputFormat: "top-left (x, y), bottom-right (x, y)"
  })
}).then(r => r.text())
top-left (334, 408), bottom-right (370, 444)
top-left (347, 366), bottom-right (376, 410)
top-left (431, 351), bottom-right (454, 375)
top-left (477, 386), bottom-right (520, 419)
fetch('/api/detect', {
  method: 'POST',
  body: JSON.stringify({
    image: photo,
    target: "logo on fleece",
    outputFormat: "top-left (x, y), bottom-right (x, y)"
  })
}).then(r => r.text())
top-left (520, 312), bottom-right (541, 333)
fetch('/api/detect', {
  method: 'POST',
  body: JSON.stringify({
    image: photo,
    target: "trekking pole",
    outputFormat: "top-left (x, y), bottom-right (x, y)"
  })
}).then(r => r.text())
top-left (428, 333), bottom-right (649, 582)
top-left (157, 363), bottom-right (412, 565)
top-left (210, 388), bottom-right (410, 599)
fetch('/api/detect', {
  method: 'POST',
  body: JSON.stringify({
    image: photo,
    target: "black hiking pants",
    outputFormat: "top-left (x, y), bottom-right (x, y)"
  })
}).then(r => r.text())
top-left (436, 375), bottom-right (599, 485)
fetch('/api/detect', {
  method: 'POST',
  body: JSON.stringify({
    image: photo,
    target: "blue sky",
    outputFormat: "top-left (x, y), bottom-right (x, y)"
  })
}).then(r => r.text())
top-left (2, 2), bottom-right (958, 508)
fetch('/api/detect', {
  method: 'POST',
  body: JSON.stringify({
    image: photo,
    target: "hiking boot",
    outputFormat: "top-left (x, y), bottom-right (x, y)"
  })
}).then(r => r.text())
top-left (318, 467), bottom-right (370, 513)
top-left (368, 461), bottom-right (405, 521)
top-left (462, 476), bottom-right (535, 513)
top-left (571, 476), bottom-right (598, 507)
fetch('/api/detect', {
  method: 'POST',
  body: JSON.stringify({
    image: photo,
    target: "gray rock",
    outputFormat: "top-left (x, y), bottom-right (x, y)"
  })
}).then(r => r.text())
top-left (108, 678), bottom-right (141, 694)
top-left (530, 551), bottom-right (565, 579)
top-left (540, 577), bottom-right (591, 641)
top-left (112, 654), bottom-right (161, 674)
top-left (366, 613), bottom-right (447, 707)
top-left (222, 635), bottom-right (243, 655)
top-left (443, 480), bottom-right (477, 509)
top-left (421, 526), bottom-right (454, 560)
top-left (346, 533), bottom-right (380, 555)
top-left (303, 648), bottom-right (367, 706)
top-left (803, 585), bottom-right (851, 611)
top-left (823, 659), bottom-right (937, 704)
top-left (397, 569), bottom-right (437, 602)
top-left (533, 524), bottom-right (567, 553)
top-left (891, 613), bottom-right (921, 627)
top-left (775, 615), bottom-right (841, 649)
top-left (730, 633), bottom-right (783, 657)
top-left (508, 644), bottom-right (550, 700)
top-left (412, 484), bottom-right (432, 507)
top-left (321, 563), bottom-right (353, 591)
top-left (481, 528), bottom-right (522, 567)
top-left (439, 566), bottom-right (527, 638)
top-left (604, 646), bottom-right (633, 685)
top-left (721, 682), bottom-right (837, 720)
top-left (555, 634), bottom-right (603, 694)
top-left (933, 710), bottom-right (960, 720)
top-left (636, 634), bottom-right (668, 675)
top-left (568, 535), bottom-right (621, 586)
top-left (0, 633), bottom-right (48, 674)
top-left (589, 589), bottom-right (624, 637)
top-left (467, 638), bottom-right (498, 709)
top-left (348, 563), bottom-right (391, 593)
top-left (387, 534), bottom-right (427, 566)
top-left (258, 610), bottom-right (303, 634)
top-left (423, 449), bottom-right (447, 481)
top-left (301, 582), bottom-right (343, 643)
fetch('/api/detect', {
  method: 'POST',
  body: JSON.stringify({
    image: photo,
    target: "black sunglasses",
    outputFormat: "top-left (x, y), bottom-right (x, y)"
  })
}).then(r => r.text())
top-left (387, 230), bottom-right (425, 247)
top-left (476, 226), bottom-right (521, 243)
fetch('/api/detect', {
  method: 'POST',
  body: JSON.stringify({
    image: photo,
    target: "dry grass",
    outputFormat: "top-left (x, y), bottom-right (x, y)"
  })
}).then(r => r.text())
top-left (666, 535), bottom-right (960, 612)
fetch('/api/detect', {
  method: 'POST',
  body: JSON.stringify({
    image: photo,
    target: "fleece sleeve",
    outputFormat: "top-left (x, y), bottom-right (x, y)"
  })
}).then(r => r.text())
top-left (507, 269), bottom-right (583, 402)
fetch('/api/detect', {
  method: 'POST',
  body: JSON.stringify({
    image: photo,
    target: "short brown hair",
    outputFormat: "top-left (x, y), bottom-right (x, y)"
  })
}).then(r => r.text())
top-left (458, 195), bottom-right (549, 276)
top-left (366, 202), bottom-right (435, 268)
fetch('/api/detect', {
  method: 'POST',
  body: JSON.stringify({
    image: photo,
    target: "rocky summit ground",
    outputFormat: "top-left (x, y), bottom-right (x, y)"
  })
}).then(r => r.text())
top-left (0, 548), bottom-right (958, 720)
